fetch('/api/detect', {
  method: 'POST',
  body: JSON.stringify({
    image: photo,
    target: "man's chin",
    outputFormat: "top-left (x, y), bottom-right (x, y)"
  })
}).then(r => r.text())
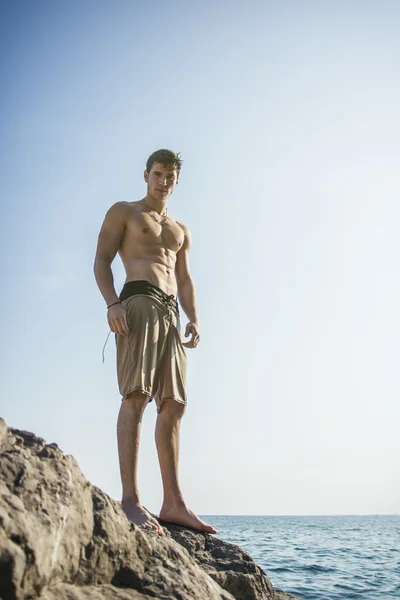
top-left (149, 190), bottom-right (170, 201)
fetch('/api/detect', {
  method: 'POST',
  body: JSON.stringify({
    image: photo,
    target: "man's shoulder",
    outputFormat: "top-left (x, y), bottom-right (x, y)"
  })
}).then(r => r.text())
top-left (106, 200), bottom-right (129, 213)
top-left (174, 219), bottom-right (190, 235)
top-left (114, 200), bottom-right (142, 211)
top-left (107, 200), bottom-right (142, 217)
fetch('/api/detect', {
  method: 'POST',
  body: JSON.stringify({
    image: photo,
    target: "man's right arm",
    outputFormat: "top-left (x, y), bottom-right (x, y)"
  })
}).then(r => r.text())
top-left (93, 202), bottom-right (128, 307)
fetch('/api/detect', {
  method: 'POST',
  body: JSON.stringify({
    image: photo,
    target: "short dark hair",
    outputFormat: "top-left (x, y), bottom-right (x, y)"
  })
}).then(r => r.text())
top-left (146, 149), bottom-right (183, 175)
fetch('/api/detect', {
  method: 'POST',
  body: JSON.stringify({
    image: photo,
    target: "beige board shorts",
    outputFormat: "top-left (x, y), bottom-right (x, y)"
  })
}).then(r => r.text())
top-left (116, 294), bottom-right (187, 412)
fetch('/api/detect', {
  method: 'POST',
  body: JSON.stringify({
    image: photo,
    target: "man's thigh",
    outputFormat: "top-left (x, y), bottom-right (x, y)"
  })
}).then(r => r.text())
top-left (154, 324), bottom-right (187, 413)
top-left (117, 296), bottom-right (168, 401)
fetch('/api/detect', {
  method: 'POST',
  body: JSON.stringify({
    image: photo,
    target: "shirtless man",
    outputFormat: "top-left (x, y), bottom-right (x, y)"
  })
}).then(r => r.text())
top-left (94, 149), bottom-right (217, 536)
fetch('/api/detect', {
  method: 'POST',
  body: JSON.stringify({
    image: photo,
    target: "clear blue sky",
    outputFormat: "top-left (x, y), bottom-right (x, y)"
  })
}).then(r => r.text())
top-left (1, 0), bottom-right (399, 516)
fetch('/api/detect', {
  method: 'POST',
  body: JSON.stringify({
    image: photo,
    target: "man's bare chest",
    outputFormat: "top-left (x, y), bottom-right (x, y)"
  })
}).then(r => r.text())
top-left (125, 210), bottom-right (184, 252)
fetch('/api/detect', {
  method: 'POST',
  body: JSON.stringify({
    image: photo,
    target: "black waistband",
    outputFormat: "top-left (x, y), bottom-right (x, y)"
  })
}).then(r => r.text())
top-left (119, 280), bottom-right (179, 312)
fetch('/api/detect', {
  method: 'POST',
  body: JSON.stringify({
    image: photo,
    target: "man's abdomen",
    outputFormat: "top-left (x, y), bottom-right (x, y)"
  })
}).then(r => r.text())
top-left (123, 258), bottom-right (178, 297)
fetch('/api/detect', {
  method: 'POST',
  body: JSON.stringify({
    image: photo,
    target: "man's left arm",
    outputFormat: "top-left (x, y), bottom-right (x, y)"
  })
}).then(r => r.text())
top-left (175, 223), bottom-right (200, 349)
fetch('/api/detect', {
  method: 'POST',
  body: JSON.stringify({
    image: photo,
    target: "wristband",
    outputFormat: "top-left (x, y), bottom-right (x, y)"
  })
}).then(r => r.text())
top-left (107, 301), bottom-right (121, 309)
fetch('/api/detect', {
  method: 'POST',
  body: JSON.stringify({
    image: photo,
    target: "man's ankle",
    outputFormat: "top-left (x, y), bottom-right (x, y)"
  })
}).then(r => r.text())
top-left (121, 494), bottom-right (140, 505)
top-left (161, 496), bottom-right (186, 510)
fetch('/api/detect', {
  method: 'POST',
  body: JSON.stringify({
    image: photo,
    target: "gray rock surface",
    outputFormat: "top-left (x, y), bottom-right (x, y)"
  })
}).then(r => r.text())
top-left (0, 418), bottom-right (299, 600)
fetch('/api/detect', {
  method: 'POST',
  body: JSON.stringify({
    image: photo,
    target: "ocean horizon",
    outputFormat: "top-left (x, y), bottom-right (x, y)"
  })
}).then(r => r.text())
top-left (199, 514), bottom-right (399, 600)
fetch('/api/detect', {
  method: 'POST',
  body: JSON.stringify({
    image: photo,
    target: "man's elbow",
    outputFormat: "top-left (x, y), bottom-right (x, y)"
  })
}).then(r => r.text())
top-left (93, 255), bottom-right (112, 273)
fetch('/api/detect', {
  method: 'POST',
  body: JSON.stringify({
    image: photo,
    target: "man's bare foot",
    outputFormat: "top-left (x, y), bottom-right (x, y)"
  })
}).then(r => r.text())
top-left (121, 499), bottom-right (164, 536)
top-left (159, 502), bottom-right (217, 534)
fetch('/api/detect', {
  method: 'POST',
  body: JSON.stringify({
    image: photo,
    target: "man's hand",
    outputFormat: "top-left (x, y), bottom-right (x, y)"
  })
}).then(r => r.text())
top-left (182, 321), bottom-right (200, 348)
top-left (108, 303), bottom-right (130, 335)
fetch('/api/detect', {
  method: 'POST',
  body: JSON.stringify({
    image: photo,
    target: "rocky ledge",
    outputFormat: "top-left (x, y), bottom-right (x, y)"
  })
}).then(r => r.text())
top-left (0, 418), bottom-right (299, 600)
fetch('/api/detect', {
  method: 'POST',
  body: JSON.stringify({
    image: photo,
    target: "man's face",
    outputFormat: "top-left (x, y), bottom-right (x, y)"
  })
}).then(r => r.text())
top-left (144, 162), bottom-right (179, 201)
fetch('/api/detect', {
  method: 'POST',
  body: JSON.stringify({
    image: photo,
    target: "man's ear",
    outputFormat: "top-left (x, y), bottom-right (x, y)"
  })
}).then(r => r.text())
top-left (144, 169), bottom-right (149, 183)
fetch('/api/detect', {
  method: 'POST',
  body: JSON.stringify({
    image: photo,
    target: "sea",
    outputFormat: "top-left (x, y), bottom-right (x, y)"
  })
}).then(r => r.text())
top-left (202, 515), bottom-right (399, 600)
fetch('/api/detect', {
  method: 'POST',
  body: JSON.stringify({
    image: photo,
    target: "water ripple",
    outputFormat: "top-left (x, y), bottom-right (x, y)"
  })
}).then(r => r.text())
top-left (204, 514), bottom-right (400, 600)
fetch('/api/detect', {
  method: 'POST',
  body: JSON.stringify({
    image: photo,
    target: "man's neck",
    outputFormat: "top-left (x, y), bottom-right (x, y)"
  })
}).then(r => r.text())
top-left (142, 194), bottom-right (168, 216)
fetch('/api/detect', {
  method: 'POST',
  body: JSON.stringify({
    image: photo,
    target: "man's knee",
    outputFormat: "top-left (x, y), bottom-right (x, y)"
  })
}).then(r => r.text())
top-left (158, 398), bottom-right (186, 419)
top-left (123, 391), bottom-right (151, 415)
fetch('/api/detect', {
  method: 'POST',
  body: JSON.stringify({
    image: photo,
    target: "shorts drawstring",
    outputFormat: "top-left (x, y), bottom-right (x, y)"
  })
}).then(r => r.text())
top-left (102, 330), bottom-right (111, 363)
top-left (163, 294), bottom-right (176, 312)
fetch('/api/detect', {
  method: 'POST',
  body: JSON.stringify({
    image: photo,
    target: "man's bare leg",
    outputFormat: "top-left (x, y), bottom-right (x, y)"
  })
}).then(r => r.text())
top-left (156, 399), bottom-right (217, 534)
top-left (117, 392), bottom-right (164, 535)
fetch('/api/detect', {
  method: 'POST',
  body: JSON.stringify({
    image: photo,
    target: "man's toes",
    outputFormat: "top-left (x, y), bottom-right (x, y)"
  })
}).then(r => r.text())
top-left (204, 524), bottom-right (217, 534)
top-left (154, 523), bottom-right (164, 535)
top-left (151, 519), bottom-right (163, 534)
top-left (149, 520), bottom-right (165, 535)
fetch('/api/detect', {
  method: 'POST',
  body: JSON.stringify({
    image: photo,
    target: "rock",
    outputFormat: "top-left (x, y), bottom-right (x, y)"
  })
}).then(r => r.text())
top-left (0, 419), bottom-right (299, 600)
top-left (156, 524), bottom-right (299, 600)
